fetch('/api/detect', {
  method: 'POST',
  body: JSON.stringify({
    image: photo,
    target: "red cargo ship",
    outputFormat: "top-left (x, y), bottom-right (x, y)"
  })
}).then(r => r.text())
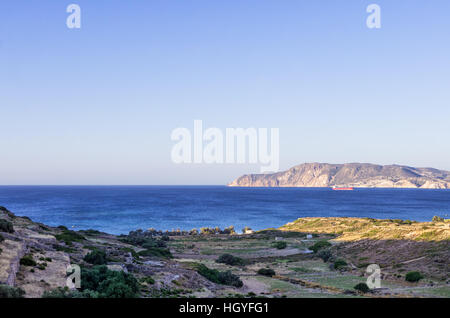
top-left (332, 186), bottom-right (354, 191)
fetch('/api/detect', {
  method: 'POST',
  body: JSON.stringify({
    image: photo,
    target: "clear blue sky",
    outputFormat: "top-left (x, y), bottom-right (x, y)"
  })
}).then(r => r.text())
top-left (1, 0), bottom-right (449, 185)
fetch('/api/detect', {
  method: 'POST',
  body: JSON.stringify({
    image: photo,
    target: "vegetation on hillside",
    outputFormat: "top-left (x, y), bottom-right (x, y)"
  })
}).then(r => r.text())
top-left (216, 254), bottom-right (245, 266)
top-left (0, 285), bottom-right (25, 298)
top-left (280, 217), bottom-right (450, 241)
top-left (84, 250), bottom-right (107, 265)
top-left (195, 263), bottom-right (243, 287)
top-left (43, 265), bottom-right (140, 298)
top-left (0, 219), bottom-right (14, 233)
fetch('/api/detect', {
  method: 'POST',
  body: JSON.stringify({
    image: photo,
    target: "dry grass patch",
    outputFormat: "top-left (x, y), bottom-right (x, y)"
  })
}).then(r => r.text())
top-left (280, 217), bottom-right (450, 241)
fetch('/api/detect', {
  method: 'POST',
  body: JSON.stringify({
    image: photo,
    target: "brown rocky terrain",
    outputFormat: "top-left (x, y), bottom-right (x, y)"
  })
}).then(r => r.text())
top-left (228, 163), bottom-right (450, 188)
top-left (280, 217), bottom-right (450, 280)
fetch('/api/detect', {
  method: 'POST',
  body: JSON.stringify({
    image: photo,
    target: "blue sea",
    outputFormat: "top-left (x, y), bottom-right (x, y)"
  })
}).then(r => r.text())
top-left (0, 186), bottom-right (449, 235)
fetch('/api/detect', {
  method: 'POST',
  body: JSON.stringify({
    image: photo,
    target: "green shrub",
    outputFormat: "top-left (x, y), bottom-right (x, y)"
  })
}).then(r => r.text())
top-left (0, 285), bottom-right (25, 298)
top-left (54, 230), bottom-right (85, 245)
top-left (140, 276), bottom-right (155, 285)
top-left (37, 263), bottom-right (47, 270)
top-left (195, 264), bottom-right (220, 283)
top-left (405, 271), bottom-right (424, 282)
top-left (42, 287), bottom-right (100, 298)
top-left (0, 234), bottom-right (4, 242)
top-left (309, 240), bottom-right (332, 253)
top-left (333, 259), bottom-right (348, 270)
top-left (257, 268), bottom-right (276, 277)
top-left (217, 271), bottom-right (243, 287)
top-left (84, 250), bottom-right (107, 265)
top-left (137, 247), bottom-right (172, 259)
top-left (0, 219), bottom-right (14, 233)
top-left (354, 283), bottom-right (370, 293)
top-left (42, 287), bottom-right (78, 298)
top-left (272, 241), bottom-right (287, 249)
top-left (141, 239), bottom-right (167, 249)
top-left (53, 244), bottom-right (76, 253)
top-left (216, 254), bottom-right (244, 266)
top-left (317, 249), bottom-right (333, 262)
top-left (80, 265), bottom-right (140, 298)
top-left (20, 254), bottom-right (37, 267)
top-left (120, 247), bottom-right (139, 259)
top-left (196, 264), bottom-right (243, 287)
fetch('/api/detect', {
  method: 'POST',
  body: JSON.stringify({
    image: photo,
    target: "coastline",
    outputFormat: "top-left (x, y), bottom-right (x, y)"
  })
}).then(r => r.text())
top-left (0, 186), bottom-right (449, 235)
top-left (1, 206), bottom-right (449, 298)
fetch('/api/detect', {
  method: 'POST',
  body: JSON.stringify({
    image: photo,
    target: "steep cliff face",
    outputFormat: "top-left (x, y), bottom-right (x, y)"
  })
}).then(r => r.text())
top-left (228, 163), bottom-right (450, 189)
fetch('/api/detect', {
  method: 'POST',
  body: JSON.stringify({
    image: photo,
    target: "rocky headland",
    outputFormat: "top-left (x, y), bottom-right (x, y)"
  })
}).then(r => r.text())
top-left (229, 163), bottom-right (450, 189)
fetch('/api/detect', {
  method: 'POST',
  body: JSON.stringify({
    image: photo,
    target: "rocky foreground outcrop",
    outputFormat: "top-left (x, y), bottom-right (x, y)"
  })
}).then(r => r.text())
top-left (228, 163), bottom-right (450, 189)
top-left (0, 207), bottom-right (70, 297)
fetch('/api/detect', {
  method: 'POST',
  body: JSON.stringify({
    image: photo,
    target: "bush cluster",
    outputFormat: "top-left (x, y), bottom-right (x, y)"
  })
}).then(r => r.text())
top-left (20, 254), bottom-right (37, 267)
top-left (54, 230), bottom-right (85, 245)
top-left (333, 259), bottom-right (348, 270)
top-left (257, 268), bottom-right (276, 277)
top-left (0, 285), bottom-right (25, 298)
top-left (216, 254), bottom-right (244, 266)
top-left (317, 249), bottom-right (333, 262)
top-left (140, 276), bottom-right (155, 285)
top-left (405, 271), bottom-right (424, 282)
top-left (43, 265), bottom-right (140, 298)
top-left (196, 264), bottom-right (243, 287)
top-left (84, 250), bottom-right (107, 265)
top-left (353, 283), bottom-right (370, 293)
top-left (308, 240), bottom-right (332, 253)
top-left (120, 247), bottom-right (139, 259)
top-left (0, 219), bottom-right (14, 233)
top-left (120, 231), bottom-right (172, 258)
top-left (272, 241), bottom-right (287, 250)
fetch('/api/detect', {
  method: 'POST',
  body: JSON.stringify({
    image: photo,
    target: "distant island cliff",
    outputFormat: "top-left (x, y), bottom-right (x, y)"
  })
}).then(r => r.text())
top-left (228, 163), bottom-right (450, 189)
